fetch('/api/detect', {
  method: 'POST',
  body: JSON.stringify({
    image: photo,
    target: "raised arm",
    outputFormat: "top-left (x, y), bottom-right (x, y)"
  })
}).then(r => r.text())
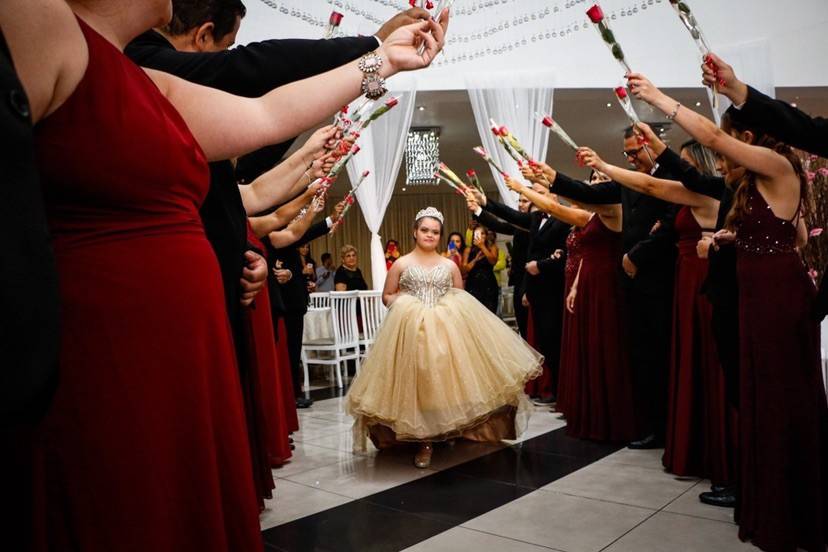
top-left (628, 73), bottom-right (798, 194)
top-left (239, 126), bottom-right (337, 215)
top-left (577, 147), bottom-right (714, 209)
top-left (703, 53), bottom-right (828, 158)
top-left (248, 183), bottom-right (321, 238)
top-left (149, 16), bottom-right (448, 162)
top-left (549, 169), bottom-right (621, 205)
top-left (267, 196), bottom-right (325, 249)
top-left (505, 177), bottom-right (592, 228)
top-left (468, 187), bottom-right (533, 229)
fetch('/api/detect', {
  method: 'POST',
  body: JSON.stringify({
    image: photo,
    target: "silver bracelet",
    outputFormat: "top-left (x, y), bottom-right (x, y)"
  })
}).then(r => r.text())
top-left (666, 102), bottom-right (682, 120)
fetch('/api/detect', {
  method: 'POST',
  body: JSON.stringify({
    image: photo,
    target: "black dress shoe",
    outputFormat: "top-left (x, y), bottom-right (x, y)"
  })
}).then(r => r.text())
top-left (627, 434), bottom-right (663, 450)
top-left (296, 397), bottom-right (314, 409)
top-left (533, 396), bottom-right (556, 406)
top-left (710, 484), bottom-right (728, 494)
top-left (699, 489), bottom-right (736, 508)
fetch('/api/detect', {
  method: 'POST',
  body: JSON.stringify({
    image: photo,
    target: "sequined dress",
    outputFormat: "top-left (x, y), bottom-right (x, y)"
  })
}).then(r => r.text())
top-left (733, 185), bottom-right (827, 552)
top-left (346, 262), bottom-right (543, 449)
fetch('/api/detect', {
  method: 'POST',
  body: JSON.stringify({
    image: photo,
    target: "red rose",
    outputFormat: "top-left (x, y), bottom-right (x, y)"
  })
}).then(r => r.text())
top-left (542, 116), bottom-right (554, 128)
top-left (426, 0), bottom-right (435, 9)
top-left (409, 0), bottom-right (417, 7)
top-left (586, 4), bottom-right (604, 24)
top-left (385, 97), bottom-right (399, 108)
top-left (329, 11), bottom-right (344, 26)
top-left (499, 126), bottom-right (509, 136)
top-left (351, 144), bottom-right (361, 155)
top-left (614, 86), bottom-right (628, 99)
top-left (466, 169), bottom-right (477, 177)
top-left (362, 170), bottom-right (371, 178)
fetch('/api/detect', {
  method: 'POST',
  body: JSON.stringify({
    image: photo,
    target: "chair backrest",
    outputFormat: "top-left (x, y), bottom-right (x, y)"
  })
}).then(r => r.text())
top-left (309, 292), bottom-right (331, 310)
top-left (499, 286), bottom-right (515, 318)
top-left (329, 291), bottom-right (360, 347)
top-left (358, 290), bottom-right (386, 343)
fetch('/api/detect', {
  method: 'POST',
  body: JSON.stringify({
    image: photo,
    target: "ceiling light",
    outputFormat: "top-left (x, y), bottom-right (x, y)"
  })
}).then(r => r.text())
top-left (606, 103), bottom-right (612, 107)
top-left (405, 128), bottom-right (441, 186)
top-left (695, 101), bottom-right (702, 107)
top-left (418, 106), bottom-right (426, 111)
top-left (402, 187), bottom-right (407, 192)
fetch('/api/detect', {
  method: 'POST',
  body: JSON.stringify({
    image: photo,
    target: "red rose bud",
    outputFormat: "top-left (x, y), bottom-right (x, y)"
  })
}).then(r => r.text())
top-left (542, 116), bottom-right (554, 128)
top-left (466, 169), bottom-right (477, 177)
top-left (351, 144), bottom-right (361, 154)
top-left (426, 0), bottom-right (434, 8)
top-left (586, 4), bottom-right (604, 23)
top-left (362, 170), bottom-right (370, 178)
top-left (346, 196), bottom-right (355, 205)
top-left (340, 105), bottom-right (349, 114)
top-left (409, 0), bottom-right (416, 6)
top-left (614, 86), bottom-right (628, 99)
top-left (329, 11), bottom-right (344, 26)
top-left (499, 126), bottom-right (509, 136)
top-left (385, 97), bottom-right (399, 108)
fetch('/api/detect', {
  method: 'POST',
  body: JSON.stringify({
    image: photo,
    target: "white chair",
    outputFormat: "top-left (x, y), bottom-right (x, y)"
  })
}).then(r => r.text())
top-left (358, 290), bottom-right (386, 359)
top-left (309, 292), bottom-right (330, 310)
top-left (301, 291), bottom-right (360, 389)
top-left (499, 285), bottom-right (516, 328)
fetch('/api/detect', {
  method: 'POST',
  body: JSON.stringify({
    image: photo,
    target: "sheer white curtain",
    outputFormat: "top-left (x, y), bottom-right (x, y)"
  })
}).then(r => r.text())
top-left (466, 71), bottom-right (556, 208)
top-left (346, 77), bottom-right (417, 290)
top-left (710, 39), bottom-right (775, 124)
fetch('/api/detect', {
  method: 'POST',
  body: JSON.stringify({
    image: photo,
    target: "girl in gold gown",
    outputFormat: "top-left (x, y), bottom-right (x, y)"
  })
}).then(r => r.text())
top-left (346, 207), bottom-right (543, 468)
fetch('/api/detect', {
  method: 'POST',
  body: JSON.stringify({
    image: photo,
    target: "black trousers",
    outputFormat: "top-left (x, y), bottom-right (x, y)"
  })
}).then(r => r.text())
top-left (625, 279), bottom-right (673, 441)
top-left (282, 312), bottom-right (306, 398)
top-left (514, 287), bottom-right (529, 338)
top-left (527, 287), bottom-right (563, 397)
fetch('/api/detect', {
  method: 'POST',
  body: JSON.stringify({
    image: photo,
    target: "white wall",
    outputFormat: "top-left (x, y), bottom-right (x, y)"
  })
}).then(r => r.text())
top-left (237, 0), bottom-right (828, 90)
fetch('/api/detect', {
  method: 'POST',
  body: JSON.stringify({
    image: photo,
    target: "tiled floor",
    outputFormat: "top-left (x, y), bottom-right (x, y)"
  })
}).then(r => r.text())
top-left (261, 395), bottom-right (750, 552)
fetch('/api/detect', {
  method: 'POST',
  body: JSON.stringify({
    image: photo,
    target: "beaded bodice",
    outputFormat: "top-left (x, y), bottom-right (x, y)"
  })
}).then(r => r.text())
top-left (736, 185), bottom-right (798, 256)
top-left (399, 264), bottom-right (452, 307)
top-left (565, 227), bottom-right (583, 289)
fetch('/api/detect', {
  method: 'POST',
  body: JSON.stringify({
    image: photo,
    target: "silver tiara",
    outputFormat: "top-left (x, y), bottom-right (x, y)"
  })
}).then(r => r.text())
top-left (415, 206), bottom-right (444, 224)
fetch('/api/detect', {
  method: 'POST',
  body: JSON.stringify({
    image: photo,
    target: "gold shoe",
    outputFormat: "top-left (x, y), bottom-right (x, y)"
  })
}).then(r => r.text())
top-left (414, 443), bottom-right (433, 469)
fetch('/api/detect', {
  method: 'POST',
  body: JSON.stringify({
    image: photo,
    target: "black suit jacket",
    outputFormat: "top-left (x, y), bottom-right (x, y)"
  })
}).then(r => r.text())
top-left (1, 37), bottom-right (60, 423)
top-left (271, 220), bottom-right (330, 316)
top-left (481, 201), bottom-right (569, 304)
top-left (739, 86), bottom-right (828, 158)
top-left (551, 170), bottom-right (677, 292)
top-left (125, 31), bottom-right (377, 329)
top-left (474, 210), bottom-right (530, 289)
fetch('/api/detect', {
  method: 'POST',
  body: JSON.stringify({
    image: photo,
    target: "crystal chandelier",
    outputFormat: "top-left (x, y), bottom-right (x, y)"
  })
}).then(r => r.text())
top-left (405, 128), bottom-right (441, 186)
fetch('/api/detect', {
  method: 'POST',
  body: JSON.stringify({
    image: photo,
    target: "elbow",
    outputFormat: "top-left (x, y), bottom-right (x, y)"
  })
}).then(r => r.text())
top-left (700, 125), bottom-right (726, 150)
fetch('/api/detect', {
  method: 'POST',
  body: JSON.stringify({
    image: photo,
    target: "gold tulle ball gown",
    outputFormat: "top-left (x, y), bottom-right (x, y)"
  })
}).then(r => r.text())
top-left (346, 263), bottom-right (543, 451)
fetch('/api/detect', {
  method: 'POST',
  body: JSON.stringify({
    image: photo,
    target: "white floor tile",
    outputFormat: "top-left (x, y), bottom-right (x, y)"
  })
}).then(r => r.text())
top-left (602, 511), bottom-right (752, 552)
top-left (403, 527), bottom-right (559, 552)
top-left (259, 480), bottom-right (352, 530)
top-left (663, 480), bottom-right (737, 524)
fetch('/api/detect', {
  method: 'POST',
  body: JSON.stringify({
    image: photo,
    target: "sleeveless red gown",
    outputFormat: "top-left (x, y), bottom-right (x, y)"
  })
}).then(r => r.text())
top-left (555, 226), bottom-right (584, 416)
top-left (244, 225), bottom-right (294, 467)
top-left (562, 216), bottom-right (637, 442)
top-left (734, 185), bottom-right (827, 552)
top-left (32, 19), bottom-right (263, 551)
top-left (663, 206), bottom-right (733, 485)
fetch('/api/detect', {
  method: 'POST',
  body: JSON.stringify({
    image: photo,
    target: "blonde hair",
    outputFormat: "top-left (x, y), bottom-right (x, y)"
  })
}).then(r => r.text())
top-left (340, 244), bottom-right (357, 258)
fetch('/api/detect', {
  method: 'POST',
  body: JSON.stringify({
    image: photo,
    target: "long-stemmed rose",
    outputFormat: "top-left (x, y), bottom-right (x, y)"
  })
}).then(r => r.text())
top-left (324, 11), bottom-right (344, 39)
top-left (438, 162), bottom-right (470, 193)
top-left (329, 170), bottom-right (370, 233)
top-left (351, 96), bottom-right (400, 134)
top-left (587, 4), bottom-right (632, 74)
top-left (465, 169), bottom-right (484, 193)
top-left (614, 86), bottom-right (656, 166)
top-left (473, 146), bottom-right (508, 177)
top-left (536, 112), bottom-right (579, 151)
top-left (667, 0), bottom-right (719, 111)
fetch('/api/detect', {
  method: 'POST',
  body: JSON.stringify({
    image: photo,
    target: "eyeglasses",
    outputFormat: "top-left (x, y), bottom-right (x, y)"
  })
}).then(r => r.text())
top-left (623, 147), bottom-right (644, 158)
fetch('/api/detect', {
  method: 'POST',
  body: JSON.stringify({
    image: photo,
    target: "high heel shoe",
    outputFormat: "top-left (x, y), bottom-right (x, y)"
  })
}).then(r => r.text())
top-left (414, 443), bottom-right (433, 469)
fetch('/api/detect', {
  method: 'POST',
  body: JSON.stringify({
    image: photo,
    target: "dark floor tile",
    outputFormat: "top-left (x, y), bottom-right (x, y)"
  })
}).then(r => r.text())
top-left (451, 447), bottom-right (587, 489)
top-left (262, 499), bottom-right (453, 552)
top-left (364, 469), bottom-right (534, 525)
top-left (518, 428), bottom-right (621, 461)
top-left (307, 382), bottom-right (352, 402)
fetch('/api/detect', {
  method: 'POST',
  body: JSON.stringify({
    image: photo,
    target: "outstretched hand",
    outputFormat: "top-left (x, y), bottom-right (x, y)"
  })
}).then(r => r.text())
top-left (576, 147), bottom-right (608, 173)
top-left (626, 73), bottom-right (666, 107)
top-left (379, 10), bottom-right (449, 72)
top-left (376, 7), bottom-right (432, 42)
top-left (701, 53), bottom-right (749, 106)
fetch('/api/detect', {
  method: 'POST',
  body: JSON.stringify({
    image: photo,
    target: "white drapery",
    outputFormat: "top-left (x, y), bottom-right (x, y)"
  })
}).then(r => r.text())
top-left (346, 77), bottom-right (417, 290)
top-left (709, 39), bottom-right (775, 124)
top-left (466, 71), bottom-right (556, 208)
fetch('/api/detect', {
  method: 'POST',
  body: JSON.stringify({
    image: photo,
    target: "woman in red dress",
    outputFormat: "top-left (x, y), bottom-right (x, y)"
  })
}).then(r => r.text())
top-left (5, 1), bottom-right (447, 549)
top-left (579, 139), bottom-right (732, 483)
top-left (630, 73), bottom-right (827, 552)
top-left (508, 171), bottom-right (635, 442)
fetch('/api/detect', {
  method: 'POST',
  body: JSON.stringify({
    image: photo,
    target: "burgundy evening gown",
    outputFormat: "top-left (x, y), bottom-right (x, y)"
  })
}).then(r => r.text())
top-left (663, 206), bottom-right (733, 485)
top-left (562, 216), bottom-right (637, 442)
top-left (735, 184), bottom-right (827, 552)
top-left (31, 19), bottom-right (263, 551)
top-left (555, 226), bottom-right (584, 416)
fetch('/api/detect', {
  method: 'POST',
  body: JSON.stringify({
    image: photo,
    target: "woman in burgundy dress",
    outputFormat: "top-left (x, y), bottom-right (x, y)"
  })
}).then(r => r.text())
top-left (630, 73), bottom-right (827, 552)
top-left (508, 172), bottom-right (636, 442)
top-left (5, 1), bottom-right (447, 549)
top-left (579, 140), bottom-right (732, 483)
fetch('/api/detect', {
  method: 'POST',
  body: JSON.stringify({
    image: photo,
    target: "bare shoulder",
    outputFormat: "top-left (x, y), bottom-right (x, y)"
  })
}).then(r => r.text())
top-left (1, 0), bottom-right (89, 122)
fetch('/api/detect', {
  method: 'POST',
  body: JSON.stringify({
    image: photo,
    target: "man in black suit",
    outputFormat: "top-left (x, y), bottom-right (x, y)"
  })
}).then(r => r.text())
top-left (468, 189), bottom-right (569, 404)
top-left (550, 127), bottom-right (678, 447)
top-left (1, 32), bottom-right (60, 551)
top-left (704, 53), bottom-right (828, 320)
top-left (468, 195), bottom-right (532, 338)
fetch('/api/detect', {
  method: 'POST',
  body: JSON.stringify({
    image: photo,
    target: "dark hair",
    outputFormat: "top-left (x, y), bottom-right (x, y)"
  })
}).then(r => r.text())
top-left (413, 217), bottom-right (444, 235)
top-left (384, 239), bottom-right (399, 249)
top-left (446, 232), bottom-right (466, 253)
top-left (321, 252), bottom-right (332, 263)
top-left (165, 0), bottom-right (247, 41)
top-left (623, 126), bottom-right (637, 140)
top-left (721, 108), bottom-right (808, 230)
